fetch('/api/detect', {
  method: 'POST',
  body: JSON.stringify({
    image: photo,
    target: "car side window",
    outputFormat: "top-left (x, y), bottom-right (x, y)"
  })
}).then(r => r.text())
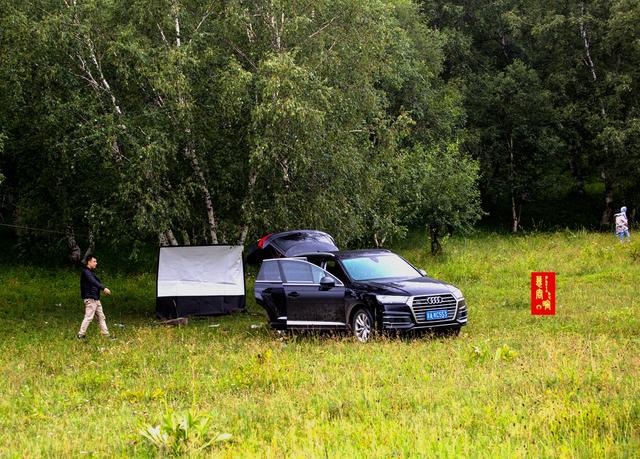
top-left (281, 260), bottom-right (314, 283)
top-left (257, 260), bottom-right (282, 282)
top-left (310, 264), bottom-right (326, 284)
top-left (281, 260), bottom-right (343, 285)
top-left (311, 264), bottom-right (343, 285)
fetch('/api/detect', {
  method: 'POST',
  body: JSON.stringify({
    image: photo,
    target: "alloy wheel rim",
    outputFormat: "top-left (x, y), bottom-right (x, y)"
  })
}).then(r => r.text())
top-left (354, 312), bottom-right (371, 342)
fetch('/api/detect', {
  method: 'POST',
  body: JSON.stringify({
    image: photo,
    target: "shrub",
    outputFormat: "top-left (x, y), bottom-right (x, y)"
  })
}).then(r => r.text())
top-left (139, 410), bottom-right (232, 456)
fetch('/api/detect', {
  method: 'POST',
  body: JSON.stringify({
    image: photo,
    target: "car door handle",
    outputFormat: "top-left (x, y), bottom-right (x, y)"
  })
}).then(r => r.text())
top-left (288, 292), bottom-right (300, 298)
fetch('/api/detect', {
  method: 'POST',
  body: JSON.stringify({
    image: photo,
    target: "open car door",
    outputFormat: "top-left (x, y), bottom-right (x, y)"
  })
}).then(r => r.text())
top-left (279, 259), bottom-right (346, 327)
top-left (254, 258), bottom-right (346, 329)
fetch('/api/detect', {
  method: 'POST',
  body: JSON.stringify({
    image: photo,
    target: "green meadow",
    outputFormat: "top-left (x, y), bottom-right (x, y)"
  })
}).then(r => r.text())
top-left (0, 231), bottom-right (639, 457)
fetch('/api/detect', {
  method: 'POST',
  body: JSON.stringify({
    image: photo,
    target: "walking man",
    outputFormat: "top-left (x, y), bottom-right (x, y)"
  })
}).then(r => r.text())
top-left (77, 255), bottom-right (112, 339)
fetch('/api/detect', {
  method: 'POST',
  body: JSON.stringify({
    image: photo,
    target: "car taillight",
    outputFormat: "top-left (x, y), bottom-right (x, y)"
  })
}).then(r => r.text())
top-left (257, 233), bottom-right (272, 249)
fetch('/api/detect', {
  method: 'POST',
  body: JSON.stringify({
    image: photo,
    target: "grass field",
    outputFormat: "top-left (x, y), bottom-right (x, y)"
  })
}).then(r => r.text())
top-left (0, 230), bottom-right (639, 457)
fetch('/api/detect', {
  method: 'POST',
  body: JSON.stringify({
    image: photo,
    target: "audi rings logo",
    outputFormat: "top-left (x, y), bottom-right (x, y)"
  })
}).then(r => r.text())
top-left (426, 296), bottom-right (443, 305)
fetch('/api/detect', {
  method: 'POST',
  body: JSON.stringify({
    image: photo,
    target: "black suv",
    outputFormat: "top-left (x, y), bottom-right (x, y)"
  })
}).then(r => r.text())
top-left (251, 231), bottom-right (467, 341)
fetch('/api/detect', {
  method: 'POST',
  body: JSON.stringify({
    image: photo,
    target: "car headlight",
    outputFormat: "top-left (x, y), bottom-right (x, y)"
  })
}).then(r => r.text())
top-left (449, 286), bottom-right (464, 300)
top-left (375, 295), bottom-right (410, 305)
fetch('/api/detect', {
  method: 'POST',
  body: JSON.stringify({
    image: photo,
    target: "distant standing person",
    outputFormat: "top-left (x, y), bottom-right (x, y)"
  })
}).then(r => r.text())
top-left (614, 206), bottom-right (631, 243)
top-left (77, 256), bottom-right (112, 339)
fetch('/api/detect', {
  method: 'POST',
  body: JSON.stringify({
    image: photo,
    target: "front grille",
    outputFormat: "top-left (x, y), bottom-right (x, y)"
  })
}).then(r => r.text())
top-left (410, 293), bottom-right (458, 324)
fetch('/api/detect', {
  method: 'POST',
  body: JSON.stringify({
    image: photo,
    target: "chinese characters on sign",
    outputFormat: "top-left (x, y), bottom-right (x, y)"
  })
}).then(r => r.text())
top-left (531, 272), bottom-right (556, 315)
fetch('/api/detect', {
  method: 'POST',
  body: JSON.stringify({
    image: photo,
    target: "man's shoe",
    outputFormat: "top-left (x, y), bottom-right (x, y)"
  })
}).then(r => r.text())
top-left (77, 334), bottom-right (85, 339)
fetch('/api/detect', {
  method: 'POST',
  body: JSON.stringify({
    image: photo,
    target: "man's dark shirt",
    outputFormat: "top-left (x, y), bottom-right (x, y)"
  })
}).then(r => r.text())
top-left (81, 267), bottom-right (105, 300)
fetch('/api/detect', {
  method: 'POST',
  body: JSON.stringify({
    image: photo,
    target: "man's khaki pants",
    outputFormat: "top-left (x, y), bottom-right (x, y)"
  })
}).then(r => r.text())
top-left (78, 299), bottom-right (109, 336)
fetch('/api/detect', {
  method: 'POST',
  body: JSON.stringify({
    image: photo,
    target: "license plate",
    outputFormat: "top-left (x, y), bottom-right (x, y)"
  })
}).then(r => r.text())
top-left (426, 309), bottom-right (448, 320)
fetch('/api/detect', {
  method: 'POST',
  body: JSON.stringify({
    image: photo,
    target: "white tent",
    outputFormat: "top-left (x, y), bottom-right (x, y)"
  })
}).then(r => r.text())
top-left (156, 245), bottom-right (245, 318)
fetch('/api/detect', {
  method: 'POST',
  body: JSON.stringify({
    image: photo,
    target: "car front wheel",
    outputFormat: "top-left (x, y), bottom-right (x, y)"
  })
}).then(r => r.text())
top-left (351, 308), bottom-right (373, 342)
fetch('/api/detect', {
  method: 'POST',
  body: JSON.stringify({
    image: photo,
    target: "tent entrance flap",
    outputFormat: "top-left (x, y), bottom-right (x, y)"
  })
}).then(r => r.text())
top-left (156, 245), bottom-right (246, 319)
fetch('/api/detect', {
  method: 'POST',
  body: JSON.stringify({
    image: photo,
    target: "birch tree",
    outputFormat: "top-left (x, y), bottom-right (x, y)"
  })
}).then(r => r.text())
top-left (1, 0), bottom-right (480, 256)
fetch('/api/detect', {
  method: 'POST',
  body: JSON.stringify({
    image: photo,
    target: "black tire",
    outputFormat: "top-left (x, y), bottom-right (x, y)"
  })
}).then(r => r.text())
top-left (351, 308), bottom-right (374, 342)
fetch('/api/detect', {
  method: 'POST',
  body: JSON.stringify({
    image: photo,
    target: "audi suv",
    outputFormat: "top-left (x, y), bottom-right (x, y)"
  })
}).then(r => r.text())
top-left (252, 240), bottom-right (467, 341)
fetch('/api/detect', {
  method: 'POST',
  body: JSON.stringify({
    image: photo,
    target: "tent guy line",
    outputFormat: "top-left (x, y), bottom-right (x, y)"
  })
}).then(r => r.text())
top-left (0, 223), bottom-right (67, 235)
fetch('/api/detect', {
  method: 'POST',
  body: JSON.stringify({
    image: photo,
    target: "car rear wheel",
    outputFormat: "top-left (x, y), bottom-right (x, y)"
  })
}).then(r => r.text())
top-left (351, 308), bottom-right (373, 342)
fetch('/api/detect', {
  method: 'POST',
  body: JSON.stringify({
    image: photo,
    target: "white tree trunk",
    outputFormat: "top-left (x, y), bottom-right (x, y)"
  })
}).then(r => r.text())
top-left (66, 225), bottom-right (82, 264)
top-left (82, 232), bottom-right (95, 262)
top-left (166, 229), bottom-right (179, 246)
top-left (172, 11), bottom-right (219, 244)
top-left (159, 232), bottom-right (169, 246)
top-left (183, 146), bottom-right (219, 244)
top-left (579, 8), bottom-right (598, 84)
top-left (509, 135), bottom-right (518, 233)
top-left (373, 233), bottom-right (386, 248)
top-left (511, 196), bottom-right (519, 234)
top-left (580, 2), bottom-right (613, 225)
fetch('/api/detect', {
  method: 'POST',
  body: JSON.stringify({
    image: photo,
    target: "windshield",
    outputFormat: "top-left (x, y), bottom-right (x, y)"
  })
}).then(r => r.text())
top-left (341, 254), bottom-right (420, 281)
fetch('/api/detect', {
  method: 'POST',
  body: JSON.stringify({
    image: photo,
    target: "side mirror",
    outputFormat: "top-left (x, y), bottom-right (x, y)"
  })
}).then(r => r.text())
top-left (320, 276), bottom-right (336, 290)
top-left (418, 269), bottom-right (427, 277)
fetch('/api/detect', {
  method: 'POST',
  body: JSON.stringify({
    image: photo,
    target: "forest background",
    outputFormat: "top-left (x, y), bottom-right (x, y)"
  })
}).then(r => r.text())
top-left (1, 0), bottom-right (638, 260)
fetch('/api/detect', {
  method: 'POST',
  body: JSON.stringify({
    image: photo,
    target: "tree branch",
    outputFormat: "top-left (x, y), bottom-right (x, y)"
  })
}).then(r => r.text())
top-left (65, 0), bottom-right (126, 162)
top-left (225, 39), bottom-right (258, 71)
top-left (157, 22), bottom-right (169, 45)
top-left (308, 16), bottom-right (336, 39)
top-left (189, 2), bottom-right (217, 44)
top-left (579, 5), bottom-right (597, 83)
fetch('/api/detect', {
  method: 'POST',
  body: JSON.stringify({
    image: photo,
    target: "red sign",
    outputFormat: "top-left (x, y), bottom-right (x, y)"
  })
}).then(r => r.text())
top-left (531, 272), bottom-right (556, 315)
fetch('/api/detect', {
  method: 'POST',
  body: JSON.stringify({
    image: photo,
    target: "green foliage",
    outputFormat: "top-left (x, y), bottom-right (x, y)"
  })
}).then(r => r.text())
top-left (139, 410), bottom-right (232, 455)
top-left (3, 0), bottom-right (640, 254)
top-left (401, 142), bottom-right (482, 251)
top-left (493, 343), bottom-right (519, 362)
top-left (466, 59), bottom-right (561, 230)
top-left (0, 0), bottom-right (475, 253)
top-left (430, 0), bottom-right (640, 229)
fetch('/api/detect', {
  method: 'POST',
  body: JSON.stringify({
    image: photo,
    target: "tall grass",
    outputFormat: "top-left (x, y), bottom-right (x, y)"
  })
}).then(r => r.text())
top-left (0, 231), bottom-right (638, 457)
